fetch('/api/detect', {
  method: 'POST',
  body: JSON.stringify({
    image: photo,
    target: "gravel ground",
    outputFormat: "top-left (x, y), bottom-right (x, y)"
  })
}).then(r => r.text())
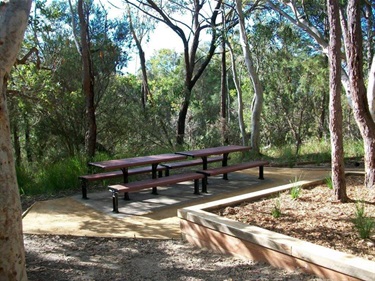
top-left (24, 234), bottom-right (325, 281)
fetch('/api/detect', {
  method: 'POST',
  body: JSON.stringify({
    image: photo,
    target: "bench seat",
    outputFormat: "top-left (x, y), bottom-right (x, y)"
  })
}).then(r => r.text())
top-left (160, 156), bottom-right (224, 176)
top-left (108, 172), bottom-right (205, 213)
top-left (197, 161), bottom-right (269, 192)
top-left (79, 165), bottom-right (166, 199)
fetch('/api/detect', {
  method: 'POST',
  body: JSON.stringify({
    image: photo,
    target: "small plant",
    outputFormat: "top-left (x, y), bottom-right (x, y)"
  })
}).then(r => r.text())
top-left (290, 185), bottom-right (301, 199)
top-left (352, 200), bottom-right (375, 239)
top-left (289, 176), bottom-right (302, 199)
top-left (271, 196), bottom-right (282, 218)
top-left (325, 176), bottom-right (333, 190)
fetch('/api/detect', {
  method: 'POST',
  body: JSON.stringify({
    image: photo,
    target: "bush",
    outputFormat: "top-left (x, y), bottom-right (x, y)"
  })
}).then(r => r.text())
top-left (17, 156), bottom-right (87, 195)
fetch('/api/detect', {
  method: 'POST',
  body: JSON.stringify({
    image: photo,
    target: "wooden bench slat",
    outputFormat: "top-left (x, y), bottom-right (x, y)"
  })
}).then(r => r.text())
top-left (108, 172), bottom-right (205, 213)
top-left (161, 156), bottom-right (224, 169)
top-left (197, 161), bottom-right (269, 193)
top-left (79, 165), bottom-right (166, 182)
top-left (109, 172), bottom-right (205, 193)
top-left (79, 170), bottom-right (123, 181)
top-left (198, 161), bottom-right (269, 176)
top-left (79, 165), bottom-right (167, 199)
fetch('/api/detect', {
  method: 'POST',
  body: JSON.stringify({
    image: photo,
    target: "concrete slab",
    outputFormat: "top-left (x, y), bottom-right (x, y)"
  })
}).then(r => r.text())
top-left (22, 167), bottom-right (331, 239)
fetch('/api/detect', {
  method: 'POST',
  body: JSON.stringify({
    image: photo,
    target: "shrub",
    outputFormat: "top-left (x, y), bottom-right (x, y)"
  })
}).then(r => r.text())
top-left (271, 196), bottom-right (282, 218)
top-left (352, 200), bottom-right (375, 239)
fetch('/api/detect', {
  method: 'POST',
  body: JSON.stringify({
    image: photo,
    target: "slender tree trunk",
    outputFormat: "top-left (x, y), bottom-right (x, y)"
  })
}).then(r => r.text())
top-left (139, 47), bottom-right (151, 107)
top-left (176, 86), bottom-right (191, 145)
top-left (78, 0), bottom-right (97, 159)
top-left (327, 0), bottom-right (347, 201)
top-left (0, 1), bottom-right (32, 279)
top-left (235, 0), bottom-right (263, 153)
top-left (221, 38), bottom-right (228, 145)
top-left (127, 8), bottom-right (152, 108)
top-left (228, 42), bottom-right (246, 146)
top-left (346, 0), bottom-right (375, 189)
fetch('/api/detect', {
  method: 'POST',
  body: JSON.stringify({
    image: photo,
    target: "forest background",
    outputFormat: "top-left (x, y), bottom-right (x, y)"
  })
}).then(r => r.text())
top-left (7, 0), bottom-right (373, 196)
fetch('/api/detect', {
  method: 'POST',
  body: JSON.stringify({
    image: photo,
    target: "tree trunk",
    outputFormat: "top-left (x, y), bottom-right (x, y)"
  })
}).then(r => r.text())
top-left (0, 1), bottom-right (32, 279)
top-left (327, 0), bottom-right (347, 201)
top-left (346, 0), bottom-right (375, 189)
top-left (1, 75), bottom-right (28, 281)
top-left (176, 86), bottom-right (191, 145)
top-left (221, 37), bottom-right (228, 145)
top-left (127, 8), bottom-right (152, 108)
top-left (235, 0), bottom-right (263, 153)
top-left (78, 0), bottom-right (97, 159)
top-left (228, 42), bottom-right (247, 146)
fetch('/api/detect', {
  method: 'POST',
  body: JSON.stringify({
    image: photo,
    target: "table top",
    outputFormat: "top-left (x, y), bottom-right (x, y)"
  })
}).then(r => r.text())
top-left (89, 153), bottom-right (187, 170)
top-left (176, 145), bottom-right (251, 158)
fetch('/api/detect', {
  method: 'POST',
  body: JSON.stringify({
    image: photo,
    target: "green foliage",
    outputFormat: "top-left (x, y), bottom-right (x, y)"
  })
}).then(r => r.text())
top-left (290, 185), bottom-right (301, 199)
top-left (9, 0), bottom-right (132, 163)
top-left (344, 140), bottom-right (365, 158)
top-left (264, 144), bottom-right (297, 167)
top-left (325, 176), bottom-right (333, 190)
top-left (352, 201), bottom-right (375, 239)
top-left (289, 175), bottom-right (302, 199)
top-left (17, 157), bottom-right (86, 195)
top-left (262, 138), bottom-right (362, 166)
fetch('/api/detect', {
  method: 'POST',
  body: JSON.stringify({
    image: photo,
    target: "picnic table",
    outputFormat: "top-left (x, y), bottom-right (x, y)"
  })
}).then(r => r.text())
top-left (176, 145), bottom-right (251, 179)
top-left (88, 153), bottom-right (187, 197)
top-left (81, 145), bottom-right (268, 213)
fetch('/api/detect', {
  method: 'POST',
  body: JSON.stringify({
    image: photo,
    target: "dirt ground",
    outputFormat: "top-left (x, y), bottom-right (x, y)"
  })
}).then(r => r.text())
top-left (216, 175), bottom-right (375, 261)
top-left (24, 234), bottom-right (325, 281)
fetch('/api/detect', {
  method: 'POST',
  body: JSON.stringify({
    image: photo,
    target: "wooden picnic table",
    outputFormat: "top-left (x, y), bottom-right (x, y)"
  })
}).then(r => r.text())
top-left (176, 145), bottom-right (251, 179)
top-left (88, 153), bottom-right (187, 194)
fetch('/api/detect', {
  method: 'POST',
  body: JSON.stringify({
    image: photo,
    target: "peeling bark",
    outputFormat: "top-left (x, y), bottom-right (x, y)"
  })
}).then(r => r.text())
top-left (0, 1), bottom-right (32, 279)
top-left (327, 0), bottom-right (347, 201)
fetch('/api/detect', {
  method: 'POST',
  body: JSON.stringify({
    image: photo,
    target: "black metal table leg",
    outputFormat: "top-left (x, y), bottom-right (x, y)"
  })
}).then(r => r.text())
top-left (223, 153), bottom-right (229, 180)
top-left (112, 191), bottom-right (119, 213)
top-left (152, 163), bottom-right (158, 195)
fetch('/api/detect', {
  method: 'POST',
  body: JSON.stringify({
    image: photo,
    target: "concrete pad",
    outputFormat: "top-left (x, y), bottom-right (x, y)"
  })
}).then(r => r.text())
top-left (22, 167), bottom-right (331, 239)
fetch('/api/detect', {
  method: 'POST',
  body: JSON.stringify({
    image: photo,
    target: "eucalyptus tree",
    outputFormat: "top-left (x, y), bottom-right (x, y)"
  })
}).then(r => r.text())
top-left (233, 0), bottom-right (264, 153)
top-left (147, 49), bottom-right (185, 146)
top-left (343, 0), bottom-right (375, 189)
top-left (227, 41), bottom-right (247, 146)
top-left (268, 0), bottom-right (375, 188)
top-left (0, 1), bottom-right (32, 280)
top-left (126, 5), bottom-right (155, 107)
top-left (122, 0), bottom-right (224, 145)
top-left (266, 0), bottom-right (353, 103)
top-left (68, 0), bottom-right (131, 158)
top-left (9, 0), bottom-right (131, 161)
top-left (327, 0), bottom-right (347, 201)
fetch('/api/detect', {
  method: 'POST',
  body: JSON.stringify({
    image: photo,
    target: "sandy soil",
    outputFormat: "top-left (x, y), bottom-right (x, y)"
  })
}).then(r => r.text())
top-left (24, 234), bottom-right (325, 281)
